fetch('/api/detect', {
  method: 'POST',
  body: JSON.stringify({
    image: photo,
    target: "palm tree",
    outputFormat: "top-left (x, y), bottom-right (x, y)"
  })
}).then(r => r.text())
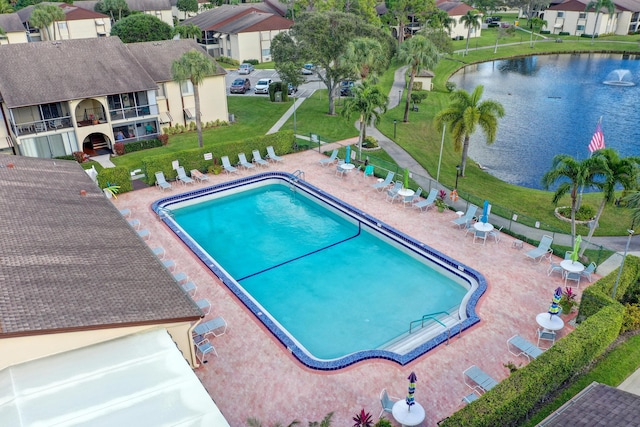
top-left (585, 0), bottom-right (615, 43)
top-left (340, 80), bottom-right (388, 160)
top-left (29, 4), bottom-right (65, 41)
top-left (343, 37), bottom-right (386, 81)
top-left (541, 154), bottom-right (606, 246)
top-left (171, 50), bottom-right (216, 148)
top-left (528, 17), bottom-right (547, 48)
top-left (580, 149), bottom-right (640, 256)
top-left (459, 9), bottom-right (482, 55)
top-left (434, 85), bottom-right (504, 177)
top-left (397, 35), bottom-right (439, 123)
top-left (174, 23), bottom-right (201, 40)
top-left (0, 0), bottom-right (14, 14)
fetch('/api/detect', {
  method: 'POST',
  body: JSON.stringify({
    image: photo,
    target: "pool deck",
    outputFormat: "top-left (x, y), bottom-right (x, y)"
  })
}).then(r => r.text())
top-left (112, 146), bottom-right (591, 427)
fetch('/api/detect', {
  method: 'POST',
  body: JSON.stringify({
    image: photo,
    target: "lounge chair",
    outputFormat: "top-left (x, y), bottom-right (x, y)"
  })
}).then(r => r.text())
top-left (252, 150), bottom-right (269, 167)
top-left (155, 171), bottom-right (172, 191)
top-left (221, 156), bottom-right (238, 174)
top-left (137, 229), bottom-right (150, 240)
top-left (372, 171), bottom-right (395, 192)
top-left (195, 298), bottom-right (211, 315)
top-left (379, 389), bottom-right (399, 419)
top-left (363, 165), bottom-right (374, 179)
top-left (525, 235), bottom-right (554, 263)
top-left (473, 229), bottom-right (487, 245)
top-left (176, 166), bottom-right (194, 185)
top-left (119, 208), bottom-right (132, 218)
top-left (320, 149), bottom-right (339, 167)
top-left (507, 334), bottom-right (544, 361)
top-left (463, 365), bottom-right (498, 394)
top-left (462, 392), bottom-right (479, 405)
top-left (190, 169), bottom-right (210, 182)
top-left (581, 262), bottom-right (597, 282)
top-left (452, 205), bottom-right (478, 229)
top-left (128, 218), bottom-right (140, 229)
top-left (152, 247), bottom-right (165, 259)
top-left (162, 259), bottom-right (176, 272)
top-left (403, 187), bottom-right (422, 207)
top-left (173, 272), bottom-right (188, 284)
top-left (385, 182), bottom-right (403, 203)
top-left (181, 281), bottom-right (197, 297)
top-left (414, 188), bottom-right (438, 212)
top-left (237, 152), bottom-right (256, 170)
top-left (195, 338), bottom-right (218, 363)
top-left (193, 316), bottom-right (227, 338)
top-left (266, 146), bottom-right (284, 163)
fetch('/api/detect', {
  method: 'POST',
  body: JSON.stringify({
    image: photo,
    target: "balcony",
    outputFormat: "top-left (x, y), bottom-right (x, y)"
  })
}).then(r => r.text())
top-left (109, 104), bottom-right (157, 122)
top-left (14, 117), bottom-right (73, 136)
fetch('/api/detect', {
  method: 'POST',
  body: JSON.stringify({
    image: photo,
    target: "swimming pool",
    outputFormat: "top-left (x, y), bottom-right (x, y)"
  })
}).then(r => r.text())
top-left (153, 172), bottom-right (486, 370)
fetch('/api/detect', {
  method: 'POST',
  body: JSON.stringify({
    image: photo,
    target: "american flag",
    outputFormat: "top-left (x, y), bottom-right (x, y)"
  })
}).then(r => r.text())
top-left (588, 122), bottom-right (605, 153)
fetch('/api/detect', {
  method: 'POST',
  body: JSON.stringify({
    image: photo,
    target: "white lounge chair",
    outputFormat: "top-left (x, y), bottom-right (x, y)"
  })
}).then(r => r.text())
top-left (379, 389), bottom-right (399, 419)
top-left (155, 171), bottom-right (172, 191)
top-left (152, 247), bottom-right (165, 259)
top-left (137, 229), bottom-right (150, 240)
top-left (372, 171), bottom-right (394, 192)
top-left (190, 169), bottom-right (210, 182)
top-left (181, 281), bottom-right (197, 296)
top-left (252, 150), bottom-right (269, 167)
top-left (525, 235), bottom-right (554, 263)
top-left (237, 152), bottom-right (256, 170)
top-left (195, 298), bottom-right (211, 315)
top-left (320, 149), bottom-right (339, 167)
top-left (193, 316), bottom-right (227, 338)
top-left (221, 156), bottom-right (238, 174)
top-left (452, 205), bottom-right (478, 229)
top-left (463, 365), bottom-right (498, 394)
top-left (507, 334), bottom-right (544, 361)
top-left (414, 188), bottom-right (438, 212)
top-left (176, 166), bottom-right (195, 185)
top-left (266, 146), bottom-right (284, 163)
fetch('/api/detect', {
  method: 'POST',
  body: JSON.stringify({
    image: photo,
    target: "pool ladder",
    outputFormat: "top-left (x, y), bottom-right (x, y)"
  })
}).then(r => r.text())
top-left (409, 311), bottom-right (462, 346)
top-left (157, 207), bottom-right (174, 219)
top-left (291, 170), bottom-right (305, 182)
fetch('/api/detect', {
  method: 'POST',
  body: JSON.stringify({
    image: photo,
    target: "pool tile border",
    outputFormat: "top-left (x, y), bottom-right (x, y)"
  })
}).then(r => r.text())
top-left (152, 172), bottom-right (487, 370)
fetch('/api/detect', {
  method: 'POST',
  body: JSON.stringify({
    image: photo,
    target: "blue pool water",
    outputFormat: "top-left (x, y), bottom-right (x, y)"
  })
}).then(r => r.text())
top-left (449, 53), bottom-right (640, 189)
top-left (155, 173), bottom-right (485, 369)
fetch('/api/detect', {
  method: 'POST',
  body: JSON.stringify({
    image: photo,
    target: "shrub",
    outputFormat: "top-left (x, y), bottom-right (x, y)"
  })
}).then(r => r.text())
top-left (218, 56), bottom-right (239, 66)
top-left (557, 205), bottom-right (595, 221)
top-left (114, 142), bottom-right (125, 156)
top-left (559, 31), bottom-right (570, 36)
top-left (73, 151), bottom-right (87, 163)
top-left (54, 155), bottom-right (76, 161)
top-left (122, 139), bottom-right (163, 154)
top-left (445, 82), bottom-right (456, 92)
top-left (158, 134), bottom-right (169, 146)
top-left (541, 30), bottom-right (551, 34)
top-left (622, 303), bottom-right (640, 332)
top-left (411, 81), bottom-right (423, 91)
top-left (96, 166), bottom-right (133, 194)
top-left (244, 59), bottom-right (259, 65)
top-left (363, 136), bottom-right (378, 149)
top-left (410, 90), bottom-right (428, 104)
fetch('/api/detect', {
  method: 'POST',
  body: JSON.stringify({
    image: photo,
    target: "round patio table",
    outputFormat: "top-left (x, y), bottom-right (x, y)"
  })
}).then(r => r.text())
top-left (560, 260), bottom-right (584, 274)
top-left (474, 222), bottom-right (494, 232)
top-left (536, 312), bottom-right (564, 331)
top-left (392, 400), bottom-right (425, 427)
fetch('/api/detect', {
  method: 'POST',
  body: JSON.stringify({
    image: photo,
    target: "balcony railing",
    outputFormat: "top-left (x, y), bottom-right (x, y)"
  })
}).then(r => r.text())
top-left (109, 104), bottom-right (158, 122)
top-left (13, 117), bottom-right (73, 136)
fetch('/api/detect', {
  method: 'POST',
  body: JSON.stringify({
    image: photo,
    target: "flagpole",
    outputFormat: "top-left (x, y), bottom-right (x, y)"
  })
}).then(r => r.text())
top-left (578, 116), bottom-right (603, 211)
top-left (436, 124), bottom-right (445, 183)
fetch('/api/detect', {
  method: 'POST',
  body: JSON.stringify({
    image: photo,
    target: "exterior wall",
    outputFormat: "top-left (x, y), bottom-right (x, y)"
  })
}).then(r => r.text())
top-left (144, 9), bottom-right (174, 27)
top-left (0, 31), bottom-right (29, 45)
top-left (236, 29), bottom-right (287, 63)
top-left (450, 18), bottom-right (482, 39)
top-left (414, 76), bottom-right (433, 91)
top-left (0, 105), bottom-right (12, 153)
top-left (545, 9), bottom-right (620, 35)
top-left (0, 322), bottom-right (196, 370)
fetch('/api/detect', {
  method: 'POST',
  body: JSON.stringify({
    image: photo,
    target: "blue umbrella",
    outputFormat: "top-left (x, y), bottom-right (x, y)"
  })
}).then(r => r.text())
top-left (345, 145), bottom-right (351, 164)
top-left (406, 371), bottom-right (417, 411)
top-left (481, 200), bottom-right (490, 223)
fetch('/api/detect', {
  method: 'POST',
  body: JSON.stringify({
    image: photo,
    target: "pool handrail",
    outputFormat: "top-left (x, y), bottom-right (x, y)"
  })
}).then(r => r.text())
top-left (409, 311), bottom-right (449, 334)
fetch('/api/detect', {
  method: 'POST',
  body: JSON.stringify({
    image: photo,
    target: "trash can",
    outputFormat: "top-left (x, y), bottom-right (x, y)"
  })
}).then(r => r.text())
top-left (515, 20), bottom-right (519, 26)
top-left (275, 91), bottom-right (282, 102)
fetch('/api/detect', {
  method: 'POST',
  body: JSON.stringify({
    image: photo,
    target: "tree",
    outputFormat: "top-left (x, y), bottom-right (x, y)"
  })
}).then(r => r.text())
top-left (340, 80), bottom-right (388, 160)
top-left (580, 149), bottom-right (640, 256)
top-left (111, 14), bottom-right (173, 43)
top-left (174, 23), bottom-right (201, 40)
top-left (271, 32), bottom-right (306, 90)
top-left (0, 0), bottom-right (14, 14)
top-left (541, 154), bottom-right (606, 245)
top-left (171, 50), bottom-right (216, 148)
top-left (435, 85), bottom-right (505, 177)
top-left (387, 0), bottom-right (434, 47)
top-left (322, 0), bottom-right (381, 25)
top-left (95, 0), bottom-right (129, 21)
top-left (398, 35), bottom-right (439, 122)
top-left (459, 9), bottom-right (482, 55)
top-left (14, 0), bottom-right (43, 10)
top-left (528, 17), bottom-right (547, 48)
top-left (343, 37), bottom-right (386, 80)
top-left (177, 0), bottom-right (198, 19)
top-left (585, 0), bottom-right (615, 42)
top-left (274, 11), bottom-right (393, 115)
top-left (494, 24), bottom-right (516, 53)
top-left (29, 4), bottom-right (65, 41)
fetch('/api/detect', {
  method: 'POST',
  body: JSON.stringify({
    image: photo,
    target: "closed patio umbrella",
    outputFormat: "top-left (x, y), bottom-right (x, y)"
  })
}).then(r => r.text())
top-left (548, 287), bottom-right (562, 317)
top-left (345, 145), bottom-right (351, 164)
top-left (571, 235), bottom-right (582, 262)
top-left (405, 371), bottom-right (417, 411)
top-left (481, 200), bottom-right (491, 223)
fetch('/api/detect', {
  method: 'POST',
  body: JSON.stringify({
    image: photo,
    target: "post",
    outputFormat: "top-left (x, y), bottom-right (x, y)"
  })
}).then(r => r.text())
top-left (436, 124), bottom-right (446, 183)
top-left (393, 120), bottom-right (397, 139)
top-left (398, 89), bottom-right (402, 104)
top-left (612, 229), bottom-right (634, 299)
top-left (455, 164), bottom-right (461, 189)
top-left (292, 93), bottom-right (297, 136)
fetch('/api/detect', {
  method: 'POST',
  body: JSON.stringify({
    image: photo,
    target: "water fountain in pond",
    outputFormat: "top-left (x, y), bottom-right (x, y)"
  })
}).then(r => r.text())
top-left (603, 69), bottom-right (635, 86)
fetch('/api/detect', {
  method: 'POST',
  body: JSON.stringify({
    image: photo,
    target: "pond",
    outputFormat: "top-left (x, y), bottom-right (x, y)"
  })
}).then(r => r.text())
top-left (448, 53), bottom-right (640, 190)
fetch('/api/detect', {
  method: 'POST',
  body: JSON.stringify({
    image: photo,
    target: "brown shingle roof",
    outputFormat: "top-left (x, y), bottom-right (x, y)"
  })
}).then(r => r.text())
top-left (58, 3), bottom-right (109, 20)
top-left (0, 13), bottom-right (25, 33)
top-left (0, 37), bottom-right (158, 108)
top-left (0, 157), bottom-right (201, 336)
top-left (126, 39), bottom-right (226, 83)
top-left (181, 4), bottom-right (292, 32)
top-left (223, 13), bottom-right (293, 33)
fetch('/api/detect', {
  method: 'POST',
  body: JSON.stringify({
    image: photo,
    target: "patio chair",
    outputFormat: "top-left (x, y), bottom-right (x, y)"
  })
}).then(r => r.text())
top-left (266, 146), bottom-right (284, 163)
top-left (128, 218), bottom-right (141, 229)
top-left (34, 122), bottom-right (46, 132)
top-left (581, 262), bottom-right (597, 282)
top-left (193, 316), bottom-right (227, 338)
top-left (162, 259), bottom-right (176, 272)
top-left (195, 338), bottom-right (218, 363)
top-left (414, 188), bottom-right (438, 212)
top-left (335, 164), bottom-right (346, 177)
top-left (452, 205), bottom-right (478, 229)
top-left (525, 235), bottom-right (554, 263)
top-left (547, 261), bottom-right (563, 277)
top-left (195, 298), bottom-right (211, 315)
top-left (462, 392), bottom-right (479, 405)
top-left (173, 272), bottom-right (188, 284)
top-left (320, 149), bottom-right (339, 167)
top-left (221, 156), bottom-right (239, 174)
top-left (363, 164), bottom-right (374, 179)
top-left (564, 251), bottom-right (573, 260)
top-left (252, 150), bottom-right (269, 167)
top-left (379, 389), bottom-right (399, 419)
top-left (119, 208), bottom-right (132, 218)
top-left (154, 171), bottom-right (172, 191)
top-left (463, 365), bottom-right (498, 394)
top-left (536, 328), bottom-right (556, 349)
top-left (507, 334), bottom-right (544, 361)
top-left (473, 229), bottom-right (487, 245)
top-left (137, 229), bottom-right (150, 240)
top-left (181, 281), bottom-right (197, 297)
top-left (385, 182), bottom-right (403, 203)
top-left (403, 187), bottom-right (422, 207)
top-left (464, 219), bottom-right (476, 237)
top-left (237, 152), bottom-right (256, 170)
top-left (372, 171), bottom-right (394, 192)
top-left (190, 169), bottom-right (210, 183)
top-left (152, 246), bottom-right (165, 259)
top-left (565, 271), bottom-right (581, 288)
top-left (488, 225), bottom-right (503, 243)
top-left (176, 166), bottom-right (195, 185)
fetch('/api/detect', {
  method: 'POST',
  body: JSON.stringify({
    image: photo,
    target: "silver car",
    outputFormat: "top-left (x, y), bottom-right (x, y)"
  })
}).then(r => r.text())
top-left (238, 63), bottom-right (254, 75)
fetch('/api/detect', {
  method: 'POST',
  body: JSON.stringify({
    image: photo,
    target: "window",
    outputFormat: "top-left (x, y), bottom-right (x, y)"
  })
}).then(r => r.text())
top-left (558, 12), bottom-right (564, 18)
top-left (95, 19), bottom-right (104, 25)
top-left (579, 12), bottom-right (586, 19)
top-left (156, 83), bottom-right (166, 98)
top-left (577, 25), bottom-right (585, 31)
top-left (261, 48), bottom-right (270, 57)
top-left (181, 81), bottom-right (194, 95)
top-left (57, 22), bottom-right (67, 30)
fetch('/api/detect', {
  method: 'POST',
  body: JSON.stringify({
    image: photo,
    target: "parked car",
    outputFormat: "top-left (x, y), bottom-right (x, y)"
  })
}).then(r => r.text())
top-left (287, 83), bottom-right (298, 95)
top-left (254, 78), bottom-right (272, 94)
top-left (230, 78), bottom-right (251, 94)
top-left (340, 80), bottom-right (355, 97)
top-left (238, 63), bottom-right (254, 75)
top-left (301, 63), bottom-right (315, 75)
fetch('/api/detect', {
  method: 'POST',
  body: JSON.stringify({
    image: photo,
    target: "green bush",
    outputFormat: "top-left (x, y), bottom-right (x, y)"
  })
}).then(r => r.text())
top-left (557, 205), bottom-right (595, 221)
top-left (123, 139), bottom-right (163, 154)
top-left (363, 136), bottom-right (378, 149)
top-left (559, 31), bottom-right (570, 36)
top-left (218, 56), bottom-right (239, 66)
top-left (96, 166), bottom-right (133, 194)
top-left (581, 33), bottom-right (598, 38)
top-left (541, 30), bottom-right (551, 34)
top-left (622, 303), bottom-right (640, 332)
top-left (445, 82), bottom-right (456, 92)
top-left (54, 155), bottom-right (76, 161)
top-left (410, 90), bottom-right (428, 104)
top-left (244, 59), bottom-right (259, 65)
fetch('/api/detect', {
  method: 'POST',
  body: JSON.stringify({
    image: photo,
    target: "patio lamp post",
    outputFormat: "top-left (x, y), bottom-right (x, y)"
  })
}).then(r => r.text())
top-left (613, 229), bottom-right (634, 299)
top-left (455, 164), bottom-right (461, 189)
top-left (394, 120), bottom-right (397, 139)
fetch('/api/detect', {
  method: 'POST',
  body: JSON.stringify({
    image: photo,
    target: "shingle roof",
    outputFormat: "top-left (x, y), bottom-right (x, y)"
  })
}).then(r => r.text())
top-left (58, 2), bottom-right (109, 20)
top-left (217, 12), bottom-right (292, 34)
top-left (0, 37), bottom-right (158, 108)
top-left (0, 13), bottom-right (24, 33)
top-left (126, 39), bottom-right (226, 83)
top-left (549, 0), bottom-right (624, 11)
top-left (0, 157), bottom-right (201, 336)
top-left (437, 0), bottom-right (476, 15)
top-left (539, 382), bottom-right (640, 426)
top-left (181, 5), bottom-right (292, 32)
top-left (124, 0), bottom-right (171, 11)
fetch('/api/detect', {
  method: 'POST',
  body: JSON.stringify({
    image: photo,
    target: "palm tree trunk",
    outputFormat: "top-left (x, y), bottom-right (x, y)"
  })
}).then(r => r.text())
top-left (465, 29), bottom-right (471, 54)
top-left (193, 82), bottom-right (203, 148)
top-left (591, 12), bottom-right (600, 43)
top-left (570, 187), bottom-right (578, 246)
top-left (460, 135), bottom-right (471, 176)
top-left (403, 69), bottom-right (416, 123)
top-left (358, 116), bottom-right (365, 161)
top-left (580, 197), bottom-right (606, 256)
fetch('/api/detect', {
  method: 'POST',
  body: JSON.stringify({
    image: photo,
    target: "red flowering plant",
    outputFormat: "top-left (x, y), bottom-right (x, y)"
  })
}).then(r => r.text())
top-left (352, 409), bottom-right (373, 427)
top-left (560, 286), bottom-right (577, 313)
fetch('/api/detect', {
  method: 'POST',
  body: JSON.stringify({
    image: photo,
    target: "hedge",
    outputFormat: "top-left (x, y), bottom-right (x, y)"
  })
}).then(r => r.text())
top-left (141, 130), bottom-right (295, 185)
top-left (96, 166), bottom-right (133, 194)
top-left (440, 262), bottom-right (633, 426)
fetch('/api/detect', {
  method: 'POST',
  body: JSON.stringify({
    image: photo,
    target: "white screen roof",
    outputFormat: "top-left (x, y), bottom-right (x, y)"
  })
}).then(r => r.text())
top-left (0, 329), bottom-right (230, 427)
